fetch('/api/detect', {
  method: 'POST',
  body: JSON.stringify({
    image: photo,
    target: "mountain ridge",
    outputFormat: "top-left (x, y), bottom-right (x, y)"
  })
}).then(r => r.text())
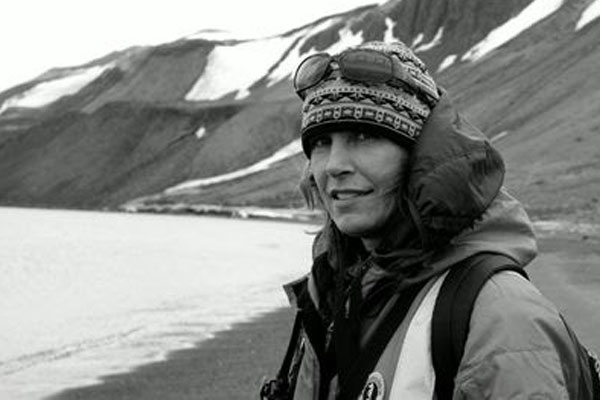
top-left (0, 0), bottom-right (599, 223)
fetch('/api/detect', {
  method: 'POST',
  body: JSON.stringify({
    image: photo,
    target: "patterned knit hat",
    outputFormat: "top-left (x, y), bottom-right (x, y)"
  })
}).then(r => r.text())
top-left (298, 41), bottom-right (440, 155)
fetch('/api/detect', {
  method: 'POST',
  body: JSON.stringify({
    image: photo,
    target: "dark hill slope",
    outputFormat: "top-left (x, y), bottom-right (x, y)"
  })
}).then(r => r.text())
top-left (0, 102), bottom-right (242, 208)
top-left (438, 3), bottom-right (600, 222)
top-left (143, 0), bottom-right (600, 223)
top-left (0, 0), bottom-right (598, 223)
top-left (83, 41), bottom-right (215, 112)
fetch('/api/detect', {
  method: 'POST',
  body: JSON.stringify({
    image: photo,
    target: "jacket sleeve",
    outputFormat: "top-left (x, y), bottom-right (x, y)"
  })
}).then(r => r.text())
top-left (453, 271), bottom-right (582, 399)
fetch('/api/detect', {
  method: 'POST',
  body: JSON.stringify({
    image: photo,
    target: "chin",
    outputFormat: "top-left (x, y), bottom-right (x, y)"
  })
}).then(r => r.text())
top-left (334, 216), bottom-right (380, 238)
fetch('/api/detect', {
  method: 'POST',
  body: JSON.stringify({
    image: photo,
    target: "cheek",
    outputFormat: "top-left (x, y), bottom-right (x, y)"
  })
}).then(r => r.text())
top-left (309, 161), bottom-right (328, 196)
top-left (367, 158), bottom-right (407, 193)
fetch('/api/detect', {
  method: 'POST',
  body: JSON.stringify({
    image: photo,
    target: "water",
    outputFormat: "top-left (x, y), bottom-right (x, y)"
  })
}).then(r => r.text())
top-left (0, 207), bottom-right (315, 400)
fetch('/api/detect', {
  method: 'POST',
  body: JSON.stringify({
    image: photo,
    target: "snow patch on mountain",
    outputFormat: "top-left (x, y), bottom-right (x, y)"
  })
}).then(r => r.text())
top-left (0, 64), bottom-right (114, 115)
top-left (266, 20), bottom-right (364, 87)
top-left (491, 130), bottom-right (509, 143)
top-left (438, 54), bottom-right (457, 72)
top-left (384, 18), bottom-right (400, 43)
top-left (185, 34), bottom-right (300, 101)
top-left (414, 27), bottom-right (444, 53)
top-left (165, 139), bottom-right (303, 193)
top-left (195, 126), bottom-right (207, 139)
top-left (186, 29), bottom-right (241, 41)
top-left (266, 18), bottom-right (341, 86)
top-left (411, 33), bottom-right (424, 48)
top-left (184, 16), bottom-right (366, 101)
top-left (462, 0), bottom-right (565, 61)
top-left (576, 0), bottom-right (600, 30)
top-left (318, 26), bottom-right (365, 55)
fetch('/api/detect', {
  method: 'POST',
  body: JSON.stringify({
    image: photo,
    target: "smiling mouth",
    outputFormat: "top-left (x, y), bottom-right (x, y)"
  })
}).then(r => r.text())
top-left (330, 189), bottom-right (374, 201)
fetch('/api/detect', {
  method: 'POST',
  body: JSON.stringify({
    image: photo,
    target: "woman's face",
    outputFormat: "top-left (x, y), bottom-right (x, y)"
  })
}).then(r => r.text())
top-left (309, 130), bottom-right (409, 250)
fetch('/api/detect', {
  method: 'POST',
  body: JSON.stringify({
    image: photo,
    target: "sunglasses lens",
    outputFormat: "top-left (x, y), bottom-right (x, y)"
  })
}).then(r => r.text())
top-left (294, 54), bottom-right (331, 95)
top-left (338, 50), bottom-right (392, 83)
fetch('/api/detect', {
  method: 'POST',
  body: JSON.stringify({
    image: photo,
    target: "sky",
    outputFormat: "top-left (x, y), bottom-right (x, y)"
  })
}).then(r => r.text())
top-left (0, 0), bottom-right (383, 93)
top-left (2, 0), bottom-right (598, 97)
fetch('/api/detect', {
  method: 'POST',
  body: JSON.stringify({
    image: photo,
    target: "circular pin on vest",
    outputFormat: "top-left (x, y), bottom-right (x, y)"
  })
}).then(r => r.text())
top-left (360, 372), bottom-right (385, 400)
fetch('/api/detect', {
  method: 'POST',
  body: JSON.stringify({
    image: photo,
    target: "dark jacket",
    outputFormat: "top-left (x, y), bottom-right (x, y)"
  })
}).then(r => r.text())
top-left (285, 92), bottom-right (590, 399)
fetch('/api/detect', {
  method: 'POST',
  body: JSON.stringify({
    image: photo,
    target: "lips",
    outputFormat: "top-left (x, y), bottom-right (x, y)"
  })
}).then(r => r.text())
top-left (330, 188), bottom-right (373, 201)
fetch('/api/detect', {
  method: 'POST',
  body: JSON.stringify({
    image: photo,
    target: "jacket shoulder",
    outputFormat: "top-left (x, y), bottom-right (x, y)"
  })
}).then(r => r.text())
top-left (455, 270), bottom-right (580, 398)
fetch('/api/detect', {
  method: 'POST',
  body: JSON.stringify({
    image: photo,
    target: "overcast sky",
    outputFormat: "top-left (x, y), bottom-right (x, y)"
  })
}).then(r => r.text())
top-left (0, 0), bottom-right (383, 93)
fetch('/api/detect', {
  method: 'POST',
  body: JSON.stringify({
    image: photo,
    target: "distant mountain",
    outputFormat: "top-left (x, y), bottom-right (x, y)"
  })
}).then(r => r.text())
top-left (0, 0), bottom-right (599, 224)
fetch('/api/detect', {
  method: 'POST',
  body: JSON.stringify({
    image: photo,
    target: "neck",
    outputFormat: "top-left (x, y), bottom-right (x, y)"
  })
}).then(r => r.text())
top-left (362, 208), bottom-right (417, 254)
top-left (361, 237), bottom-right (381, 252)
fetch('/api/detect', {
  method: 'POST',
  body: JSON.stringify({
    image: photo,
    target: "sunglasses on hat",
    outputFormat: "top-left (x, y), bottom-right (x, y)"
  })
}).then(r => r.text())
top-left (293, 48), bottom-right (438, 105)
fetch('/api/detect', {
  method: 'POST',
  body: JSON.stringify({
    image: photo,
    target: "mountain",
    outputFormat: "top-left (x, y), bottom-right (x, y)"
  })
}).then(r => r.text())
top-left (0, 0), bottom-right (599, 224)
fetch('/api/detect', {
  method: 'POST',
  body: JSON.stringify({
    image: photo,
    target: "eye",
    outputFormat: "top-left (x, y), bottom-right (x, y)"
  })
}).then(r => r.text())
top-left (354, 131), bottom-right (379, 142)
top-left (309, 135), bottom-right (331, 151)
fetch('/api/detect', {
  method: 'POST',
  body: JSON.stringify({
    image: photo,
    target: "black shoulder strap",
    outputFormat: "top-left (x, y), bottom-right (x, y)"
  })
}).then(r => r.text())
top-left (560, 314), bottom-right (600, 400)
top-left (432, 253), bottom-right (528, 400)
top-left (260, 311), bottom-right (302, 400)
top-left (279, 312), bottom-right (303, 380)
top-left (338, 280), bottom-right (426, 399)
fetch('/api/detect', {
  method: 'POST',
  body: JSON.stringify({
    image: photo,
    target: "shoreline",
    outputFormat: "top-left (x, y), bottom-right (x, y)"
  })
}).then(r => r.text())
top-left (44, 234), bottom-right (600, 400)
top-left (48, 307), bottom-right (297, 400)
top-left (3, 204), bottom-right (599, 240)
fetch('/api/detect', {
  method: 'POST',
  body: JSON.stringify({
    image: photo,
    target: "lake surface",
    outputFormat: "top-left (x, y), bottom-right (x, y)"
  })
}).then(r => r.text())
top-left (0, 207), bottom-right (315, 400)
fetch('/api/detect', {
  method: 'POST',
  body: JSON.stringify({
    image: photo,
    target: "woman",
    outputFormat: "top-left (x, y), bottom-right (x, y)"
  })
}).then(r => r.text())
top-left (272, 41), bottom-right (595, 399)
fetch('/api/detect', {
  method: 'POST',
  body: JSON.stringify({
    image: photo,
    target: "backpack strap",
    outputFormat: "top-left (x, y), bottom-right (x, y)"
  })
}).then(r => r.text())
top-left (432, 253), bottom-right (528, 400)
top-left (260, 311), bottom-right (302, 400)
top-left (587, 349), bottom-right (600, 400)
top-left (337, 279), bottom-right (427, 400)
top-left (560, 315), bottom-right (600, 400)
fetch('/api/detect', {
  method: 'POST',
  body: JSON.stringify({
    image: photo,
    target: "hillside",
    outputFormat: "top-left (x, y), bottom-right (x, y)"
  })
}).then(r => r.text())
top-left (0, 0), bottom-right (598, 224)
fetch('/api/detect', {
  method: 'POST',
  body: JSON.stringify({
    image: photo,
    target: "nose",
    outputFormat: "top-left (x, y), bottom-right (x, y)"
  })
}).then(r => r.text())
top-left (325, 137), bottom-right (354, 177)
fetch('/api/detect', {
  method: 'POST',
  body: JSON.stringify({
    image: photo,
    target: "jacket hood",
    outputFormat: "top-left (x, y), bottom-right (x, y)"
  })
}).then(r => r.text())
top-left (405, 89), bottom-right (506, 250)
top-left (294, 90), bottom-right (537, 311)
top-left (359, 187), bottom-right (538, 301)
top-left (399, 89), bottom-right (538, 273)
top-left (427, 187), bottom-right (538, 271)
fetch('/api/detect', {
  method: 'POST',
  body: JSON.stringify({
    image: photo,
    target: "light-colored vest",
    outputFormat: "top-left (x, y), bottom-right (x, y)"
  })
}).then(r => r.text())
top-left (356, 271), bottom-right (448, 400)
top-left (292, 272), bottom-right (448, 400)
